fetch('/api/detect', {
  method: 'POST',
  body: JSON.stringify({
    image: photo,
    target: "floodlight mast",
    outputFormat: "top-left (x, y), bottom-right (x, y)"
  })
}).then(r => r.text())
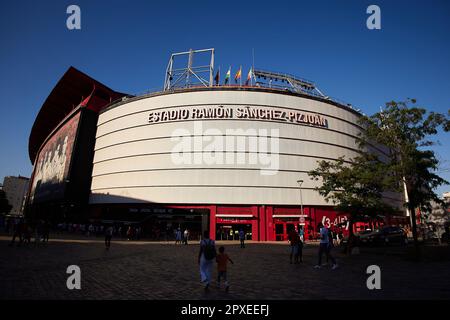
top-left (164, 48), bottom-right (215, 91)
top-left (162, 49), bottom-right (335, 106)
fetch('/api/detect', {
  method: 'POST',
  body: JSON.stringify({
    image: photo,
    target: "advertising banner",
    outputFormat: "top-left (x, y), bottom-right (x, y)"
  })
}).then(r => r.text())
top-left (30, 112), bottom-right (81, 203)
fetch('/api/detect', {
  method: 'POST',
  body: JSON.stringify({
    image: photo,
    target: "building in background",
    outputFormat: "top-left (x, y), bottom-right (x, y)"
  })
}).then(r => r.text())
top-left (421, 192), bottom-right (450, 241)
top-left (2, 176), bottom-right (29, 216)
top-left (443, 192), bottom-right (450, 201)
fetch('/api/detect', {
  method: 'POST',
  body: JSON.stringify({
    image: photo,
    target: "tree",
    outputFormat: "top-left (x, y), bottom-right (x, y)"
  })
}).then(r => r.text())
top-left (309, 99), bottom-right (449, 257)
top-left (0, 189), bottom-right (12, 214)
top-left (422, 197), bottom-right (449, 244)
top-left (309, 152), bottom-right (400, 253)
top-left (358, 100), bottom-right (449, 258)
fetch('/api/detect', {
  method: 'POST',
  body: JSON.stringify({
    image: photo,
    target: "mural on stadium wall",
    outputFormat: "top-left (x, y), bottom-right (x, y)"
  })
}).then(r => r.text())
top-left (30, 112), bottom-right (81, 203)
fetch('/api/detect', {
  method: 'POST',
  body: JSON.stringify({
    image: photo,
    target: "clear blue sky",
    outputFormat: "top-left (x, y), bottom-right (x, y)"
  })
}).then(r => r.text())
top-left (0, 0), bottom-right (449, 195)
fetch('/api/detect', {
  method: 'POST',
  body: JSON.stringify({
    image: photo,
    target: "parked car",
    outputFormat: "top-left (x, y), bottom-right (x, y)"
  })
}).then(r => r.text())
top-left (356, 229), bottom-right (373, 237)
top-left (340, 229), bottom-right (371, 245)
top-left (359, 226), bottom-right (407, 246)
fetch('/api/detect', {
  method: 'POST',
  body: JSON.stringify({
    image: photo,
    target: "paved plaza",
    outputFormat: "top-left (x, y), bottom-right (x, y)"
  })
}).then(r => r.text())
top-left (1, 235), bottom-right (449, 300)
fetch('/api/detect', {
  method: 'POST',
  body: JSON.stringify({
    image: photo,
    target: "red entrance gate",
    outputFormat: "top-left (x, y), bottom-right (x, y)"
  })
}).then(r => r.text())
top-left (273, 219), bottom-right (305, 241)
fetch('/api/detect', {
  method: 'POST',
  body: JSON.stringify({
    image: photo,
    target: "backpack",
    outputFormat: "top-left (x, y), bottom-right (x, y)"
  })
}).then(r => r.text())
top-left (203, 239), bottom-right (216, 260)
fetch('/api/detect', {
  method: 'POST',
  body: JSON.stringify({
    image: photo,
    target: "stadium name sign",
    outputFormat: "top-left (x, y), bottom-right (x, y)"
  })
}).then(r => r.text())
top-left (148, 105), bottom-right (328, 128)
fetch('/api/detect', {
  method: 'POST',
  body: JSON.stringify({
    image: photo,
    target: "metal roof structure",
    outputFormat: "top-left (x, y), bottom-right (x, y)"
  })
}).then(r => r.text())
top-left (28, 67), bottom-right (126, 163)
top-left (160, 48), bottom-right (360, 112)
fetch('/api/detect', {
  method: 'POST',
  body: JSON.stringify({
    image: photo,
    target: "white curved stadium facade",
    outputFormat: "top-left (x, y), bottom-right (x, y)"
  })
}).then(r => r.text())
top-left (90, 88), bottom-right (364, 206)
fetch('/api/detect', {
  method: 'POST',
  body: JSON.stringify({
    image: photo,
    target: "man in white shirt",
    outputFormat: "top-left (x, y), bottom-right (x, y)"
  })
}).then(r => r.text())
top-left (314, 222), bottom-right (338, 270)
top-left (184, 229), bottom-right (189, 245)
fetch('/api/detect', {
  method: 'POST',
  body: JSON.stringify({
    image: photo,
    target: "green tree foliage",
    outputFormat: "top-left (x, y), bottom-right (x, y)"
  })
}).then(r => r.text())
top-left (358, 99), bottom-right (449, 256)
top-left (309, 152), bottom-right (399, 251)
top-left (309, 99), bottom-right (449, 256)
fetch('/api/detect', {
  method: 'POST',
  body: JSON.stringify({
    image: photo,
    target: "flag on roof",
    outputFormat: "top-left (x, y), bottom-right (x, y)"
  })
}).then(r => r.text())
top-left (234, 66), bottom-right (242, 83)
top-left (245, 67), bottom-right (253, 85)
top-left (224, 67), bottom-right (231, 85)
top-left (214, 68), bottom-right (220, 85)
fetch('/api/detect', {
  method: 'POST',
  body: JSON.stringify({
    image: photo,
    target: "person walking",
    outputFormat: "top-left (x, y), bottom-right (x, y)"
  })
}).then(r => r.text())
top-left (34, 220), bottom-right (42, 246)
top-left (127, 226), bottom-right (134, 240)
top-left (239, 229), bottom-right (245, 248)
top-left (216, 246), bottom-right (234, 292)
top-left (23, 222), bottom-right (32, 245)
top-left (337, 229), bottom-right (343, 246)
top-left (165, 226), bottom-right (171, 243)
top-left (175, 228), bottom-right (182, 244)
top-left (134, 226), bottom-right (141, 240)
top-left (288, 230), bottom-right (301, 264)
top-left (183, 229), bottom-right (189, 245)
top-left (42, 221), bottom-right (50, 243)
top-left (298, 233), bottom-right (304, 262)
top-left (9, 219), bottom-right (24, 246)
top-left (105, 225), bottom-right (113, 249)
top-left (198, 230), bottom-right (216, 291)
top-left (314, 223), bottom-right (338, 270)
top-left (299, 226), bottom-right (305, 242)
top-left (88, 224), bottom-right (94, 237)
top-left (326, 227), bottom-right (334, 264)
top-left (296, 228), bottom-right (304, 262)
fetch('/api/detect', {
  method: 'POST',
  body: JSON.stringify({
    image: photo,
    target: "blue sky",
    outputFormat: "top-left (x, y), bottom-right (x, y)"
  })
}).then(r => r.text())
top-left (0, 0), bottom-right (449, 195)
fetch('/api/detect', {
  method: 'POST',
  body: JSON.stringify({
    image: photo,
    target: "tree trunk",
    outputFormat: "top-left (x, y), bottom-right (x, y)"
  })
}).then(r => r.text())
top-left (345, 219), bottom-right (355, 255)
top-left (409, 205), bottom-right (421, 260)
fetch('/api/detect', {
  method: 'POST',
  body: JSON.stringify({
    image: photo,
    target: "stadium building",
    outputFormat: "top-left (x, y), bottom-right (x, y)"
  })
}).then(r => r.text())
top-left (26, 49), bottom-right (405, 241)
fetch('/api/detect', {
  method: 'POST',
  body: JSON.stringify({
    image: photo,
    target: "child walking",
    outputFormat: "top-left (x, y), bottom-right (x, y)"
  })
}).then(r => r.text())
top-left (216, 246), bottom-right (234, 292)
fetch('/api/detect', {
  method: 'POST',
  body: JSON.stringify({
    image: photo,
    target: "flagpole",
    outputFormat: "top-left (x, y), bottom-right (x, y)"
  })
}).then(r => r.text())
top-left (252, 48), bottom-right (255, 71)
top-left (252, 48), bottom-right (254, 86)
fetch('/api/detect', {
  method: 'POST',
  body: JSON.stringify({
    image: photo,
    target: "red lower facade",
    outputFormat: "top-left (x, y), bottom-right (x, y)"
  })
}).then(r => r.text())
top-left (89, 203), bottom-right (408, 241)
top-left (165, 204), bottom-right (402, 241)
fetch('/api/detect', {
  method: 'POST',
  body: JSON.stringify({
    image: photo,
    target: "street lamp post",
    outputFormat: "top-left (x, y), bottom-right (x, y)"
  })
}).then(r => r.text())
top-left (297, 179), bottom-right (304, 218)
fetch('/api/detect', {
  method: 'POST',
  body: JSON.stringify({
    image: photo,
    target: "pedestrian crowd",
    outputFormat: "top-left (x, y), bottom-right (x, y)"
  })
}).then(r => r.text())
top-left (174, 228), bottom-right (190, 245)
top-left (55, 222), bottom-right (142, 240)
top-left (7, 218), bottom-right (50, 247)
